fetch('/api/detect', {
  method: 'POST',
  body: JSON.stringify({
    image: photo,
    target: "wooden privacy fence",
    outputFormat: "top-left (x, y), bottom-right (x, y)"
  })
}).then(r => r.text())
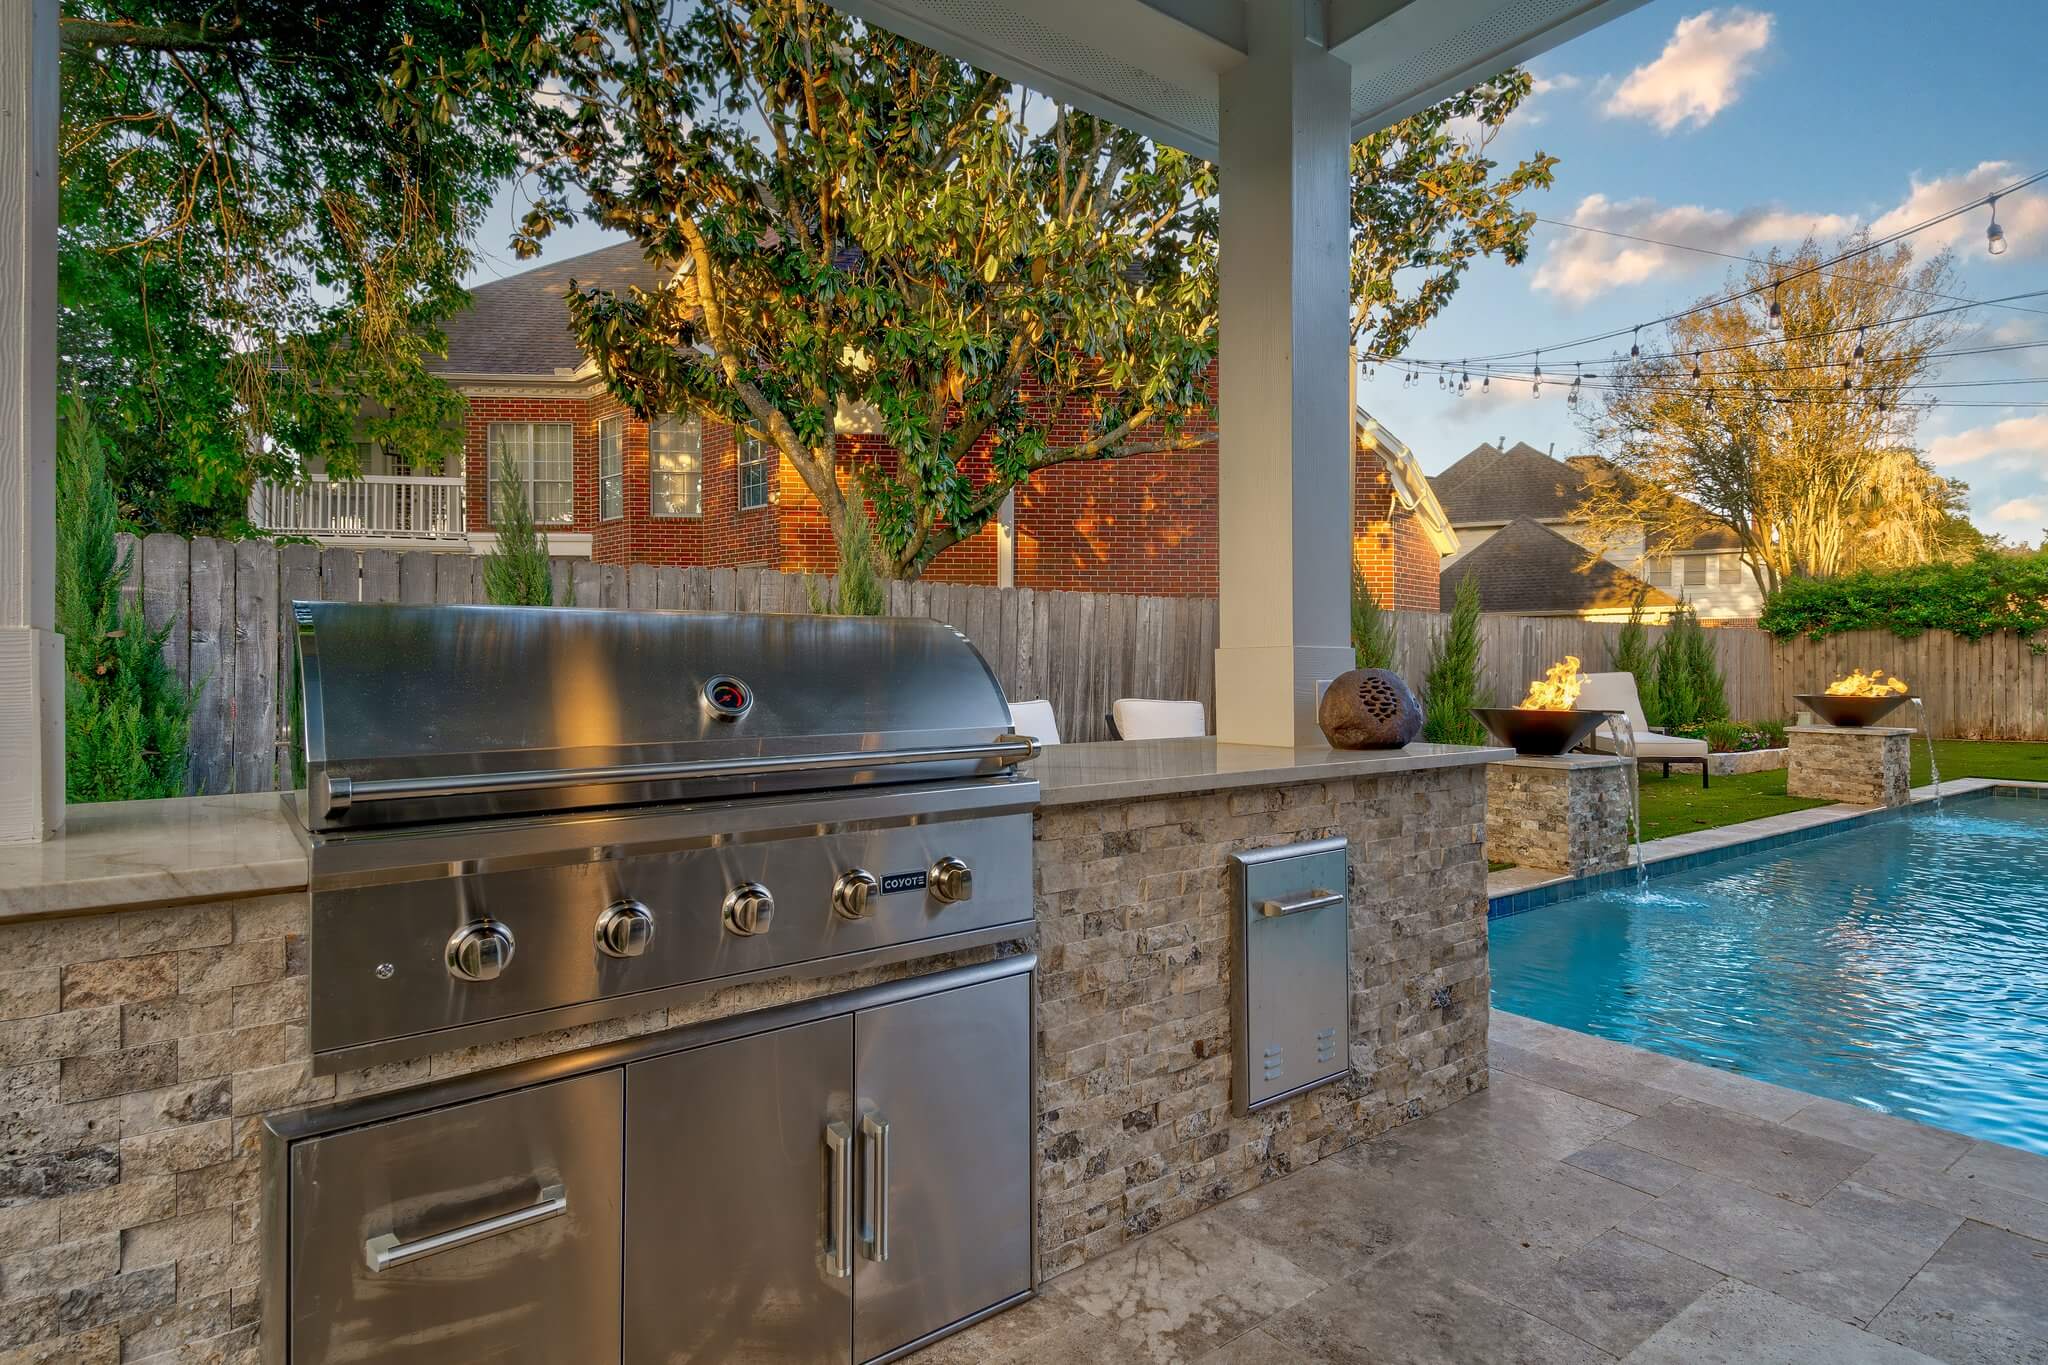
top-left (114, 535), bottom-right (1217, 795)
top-left (113, 535), bottom-right (2048, 796)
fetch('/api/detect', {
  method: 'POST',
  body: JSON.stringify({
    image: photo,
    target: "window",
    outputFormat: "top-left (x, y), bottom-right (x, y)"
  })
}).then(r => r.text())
top-left (1646, 556), bottom-right (1672, 586)
top-left (1683, 555), bottom-right (1708, 587)
top-left (649, 414), bottom-right (702, 517)
top-left (597, 416), bottom-right (624, 521)
top-left (1716, 553), bottom-right (1741, 586)
top-left (737, 433), bottom-right (771, 511)
top-left (487, 422), bottom-right (573, 525)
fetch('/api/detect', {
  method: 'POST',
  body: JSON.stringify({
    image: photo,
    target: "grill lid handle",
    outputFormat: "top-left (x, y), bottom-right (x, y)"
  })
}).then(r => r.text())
top-left (318, 734), bottom-right (1041, 817)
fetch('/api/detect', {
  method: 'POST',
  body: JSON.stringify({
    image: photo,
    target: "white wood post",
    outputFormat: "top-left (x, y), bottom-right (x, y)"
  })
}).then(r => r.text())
top-left (1214, 0), bottom-right (1354, 748)
top-left (0, 0), bottom-right (63, 841)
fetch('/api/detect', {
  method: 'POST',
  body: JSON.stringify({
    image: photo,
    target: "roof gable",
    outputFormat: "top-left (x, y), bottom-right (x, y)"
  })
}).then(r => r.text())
top-left (435, 241), bottom-right (670, 377)
top-left (1439, 518), bottom-right (1673, 614)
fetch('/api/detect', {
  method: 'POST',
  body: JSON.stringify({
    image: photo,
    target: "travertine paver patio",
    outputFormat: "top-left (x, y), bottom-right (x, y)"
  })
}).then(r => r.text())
top-left (914, 1011), bottom-right (2048, 1364)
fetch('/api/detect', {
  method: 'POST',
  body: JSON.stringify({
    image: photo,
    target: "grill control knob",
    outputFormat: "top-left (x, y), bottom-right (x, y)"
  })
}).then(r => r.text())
top-left (446, 921), bottom-right (515, 982)
top-left (596, 899), bottom-right (656, 958)
top-left (833, 869), bottom-right (881, 921)
top-left (929, 857), bottom-right (973, 905)
top-left (722, 882), bottom-right (775, 937)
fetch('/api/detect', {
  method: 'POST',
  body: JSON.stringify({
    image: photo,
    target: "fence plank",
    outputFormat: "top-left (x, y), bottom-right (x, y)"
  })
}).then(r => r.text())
top-left (232, 541), bottom-right (279, 793)
top-left (399, 551), bottom-right (436, 604)
top-left (141, 534), bottom-right (191, 684)
top-left (185, 538), bottom-right (235, 795)
top-left (360, 549), bottom-right (399, 605)
top-left (318, 548), bottom-right (358, 604)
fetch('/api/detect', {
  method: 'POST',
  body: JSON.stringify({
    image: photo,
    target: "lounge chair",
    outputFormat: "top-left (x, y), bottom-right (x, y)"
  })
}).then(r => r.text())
top-left (1006, 699), bottom-right (1061, 745)
top-left (1576, 671), bottom-right (1711, 787)
top-left (1107, 698), bottom-right (1207, 740)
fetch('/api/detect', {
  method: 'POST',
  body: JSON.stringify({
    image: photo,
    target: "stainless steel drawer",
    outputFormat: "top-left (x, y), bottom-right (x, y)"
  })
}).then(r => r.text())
top-left (1231, 838), bottom-right (1350, 1113)
top-left (285, 1070), bottom-right (623, 1365)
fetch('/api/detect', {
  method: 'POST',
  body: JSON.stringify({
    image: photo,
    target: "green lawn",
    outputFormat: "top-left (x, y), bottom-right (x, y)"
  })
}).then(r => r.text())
top-left (1634, 739), bottom-right (2048, 843)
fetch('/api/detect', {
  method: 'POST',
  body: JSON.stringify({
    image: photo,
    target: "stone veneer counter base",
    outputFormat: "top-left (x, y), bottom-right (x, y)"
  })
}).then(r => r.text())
top-left (0, 739), bottom-right (1503, 1361)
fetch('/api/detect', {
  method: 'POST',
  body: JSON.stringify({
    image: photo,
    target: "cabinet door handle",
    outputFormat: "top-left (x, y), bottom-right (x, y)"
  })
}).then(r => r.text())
top-left (824, 1121), bottom-right (853, 1279)
top-left (861, 1111), bottom-right (891, 1263)
top-left (1259, 889), bottom-right (1345, 918)
top-left (364, 1183), bottom-right (567, 1272)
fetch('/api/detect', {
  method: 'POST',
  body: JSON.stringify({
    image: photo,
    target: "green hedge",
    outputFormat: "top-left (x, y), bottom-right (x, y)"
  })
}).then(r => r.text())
top-left (1759, 552), bottom-right (2048, 641)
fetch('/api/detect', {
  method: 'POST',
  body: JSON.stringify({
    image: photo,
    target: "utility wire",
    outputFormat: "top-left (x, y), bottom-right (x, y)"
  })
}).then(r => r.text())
top-left (1402, 167), bottom-right (2048, 365)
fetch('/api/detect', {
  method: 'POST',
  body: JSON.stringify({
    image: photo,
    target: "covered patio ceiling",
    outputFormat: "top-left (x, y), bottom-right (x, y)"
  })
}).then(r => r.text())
top-left (830, 0), bottom-right (1649, 156)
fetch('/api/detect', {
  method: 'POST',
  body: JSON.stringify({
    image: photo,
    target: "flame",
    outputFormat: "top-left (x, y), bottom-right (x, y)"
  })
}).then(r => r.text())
top-left (1518, 655), bottom-right (1584, 711)
top-left (1824, 668), bottom-right (1910, 698)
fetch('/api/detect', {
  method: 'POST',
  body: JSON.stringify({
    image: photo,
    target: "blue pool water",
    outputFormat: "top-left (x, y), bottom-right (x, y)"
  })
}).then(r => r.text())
top-left (1489, 795), bottom-right (2048, 1154)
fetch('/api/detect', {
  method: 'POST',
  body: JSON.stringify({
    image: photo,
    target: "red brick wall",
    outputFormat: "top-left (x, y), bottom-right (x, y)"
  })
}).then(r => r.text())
top-left (1352, 457), bottom-right (1443, 612)
top-left (458, 389), bottom-right (1438, 607)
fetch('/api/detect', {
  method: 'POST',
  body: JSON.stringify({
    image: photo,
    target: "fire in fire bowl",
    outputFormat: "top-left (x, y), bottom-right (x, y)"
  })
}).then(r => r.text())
top-left (1795, 693), bottom-right (1910, 727)
top-left (1472, 707), bottom-right (1613, 756)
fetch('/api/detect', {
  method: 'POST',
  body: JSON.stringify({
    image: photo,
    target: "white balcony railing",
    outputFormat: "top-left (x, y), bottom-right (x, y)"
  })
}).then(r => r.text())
top-left (250, 474), bottom-right (468, 541)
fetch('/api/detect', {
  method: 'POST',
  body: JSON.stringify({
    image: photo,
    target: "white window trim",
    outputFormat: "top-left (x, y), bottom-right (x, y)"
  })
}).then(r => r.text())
top-left (737, 432), bottom-right (771, 512)
top-left (597, 415), bottom-right (624, 523)
top-left (487, 421), bottom-right (575, 526)
top-left (649, 414), bottom-right (703, 519)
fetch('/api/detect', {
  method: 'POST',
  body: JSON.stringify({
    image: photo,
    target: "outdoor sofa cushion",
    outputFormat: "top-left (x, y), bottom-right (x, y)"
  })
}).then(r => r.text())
top-left (1007, 699), bottom-right (1061, 745)
top-left (1575, 671), bottom-right (1709, 758)
top-left (1110, 698), bottom-right (1207, 740)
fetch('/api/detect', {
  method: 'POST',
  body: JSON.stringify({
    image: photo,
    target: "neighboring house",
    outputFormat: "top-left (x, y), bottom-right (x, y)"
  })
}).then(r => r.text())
top-left (250, 243), bottom-right (1455, 603)
top-left (1429, 440), bottom-right (1765, 621)
top-left (1438, 519), bottom-right (1678, 621)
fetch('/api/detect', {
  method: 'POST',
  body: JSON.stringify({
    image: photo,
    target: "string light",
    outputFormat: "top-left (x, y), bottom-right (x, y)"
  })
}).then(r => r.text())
top-left (1690, 352), bottom-right (1702, 381)
top-left (1568, 362), bottom-right (1583, 408)
top-left (1767, 279), bottom-right (1783, 332)
top-left (1532, 351), bottom-right (1543, 397)
top-left (1629, 326), bottom-right (1641, 360)
top-left (1852, 327), bottom-right (1867, 364)
top-left (1987, 196), bottom-right (2008, 256)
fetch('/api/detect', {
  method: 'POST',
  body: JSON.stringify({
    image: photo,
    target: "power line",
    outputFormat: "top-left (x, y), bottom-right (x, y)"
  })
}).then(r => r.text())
top-left (1416, 167), bottom-right (2048, 365)
top-left (1530, 215), bottom-right (2048, 319)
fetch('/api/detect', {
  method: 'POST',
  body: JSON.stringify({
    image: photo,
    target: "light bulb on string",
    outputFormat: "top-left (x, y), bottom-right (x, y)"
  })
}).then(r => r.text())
top-left (1852, 328), bottom-right (1866, 364)
top-left (1568, 362), bottom-right (1583, 408)
top-left (1768, 279), bottom-right (1783, 332)
top-left (1532, 351), bottom-right (1542, 398)
top-left (1629, 326), bottom-right (1641, 360)
top-left (1690, 352), bottom-right (1702, 382)
top-left (1987, 196), bottom-right (2008, 256)
top-left (1481, 374), bottom-right (1490, 393)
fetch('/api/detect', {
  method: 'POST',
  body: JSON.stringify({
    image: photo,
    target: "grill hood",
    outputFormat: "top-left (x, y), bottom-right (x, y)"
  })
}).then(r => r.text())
top-left (293, 602), bottom-right (1032, 831)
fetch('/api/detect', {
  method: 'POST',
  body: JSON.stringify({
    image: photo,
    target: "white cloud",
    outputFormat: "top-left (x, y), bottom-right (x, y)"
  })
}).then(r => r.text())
top-left (1605, 9), bottom-right (1774, 132)
top-left (1928, 415), bottom-right (2048, 468)
top-left (1529, 73), bottom-right (1583, 97)
top-left (1530, 193), bottom-right (1852, 304)
top-left (1992, 497), bottom-right (2044, 522)
top-left (1870, 161), bottom-right (2048, 261)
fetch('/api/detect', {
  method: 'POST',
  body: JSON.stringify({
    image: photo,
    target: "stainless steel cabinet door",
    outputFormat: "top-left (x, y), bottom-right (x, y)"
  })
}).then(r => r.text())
top-left (852, 973), bottom-right (1031, 1363)
top-left (287, 1069), bottom-right (623, 1365)
top-left (625, 1016), bottom-right (854, 1365)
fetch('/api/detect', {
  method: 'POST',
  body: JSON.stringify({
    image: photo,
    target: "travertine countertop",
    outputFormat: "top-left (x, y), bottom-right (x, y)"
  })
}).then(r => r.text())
top-left (1027, 737), bottom-right (1511, 807)
top-left (0, 792), bottom-right (309, 922)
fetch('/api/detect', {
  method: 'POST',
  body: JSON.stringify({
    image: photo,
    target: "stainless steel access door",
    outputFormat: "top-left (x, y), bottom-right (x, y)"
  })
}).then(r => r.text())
top-left (624, 1015), bottom-right (855, 1365)
top-left (1232, 838), bottom-right (1352, 1113)
top-left (286, 1069), bottom-right (623, 1365)
top-left (852, 973), bottom-right (1033, 1364)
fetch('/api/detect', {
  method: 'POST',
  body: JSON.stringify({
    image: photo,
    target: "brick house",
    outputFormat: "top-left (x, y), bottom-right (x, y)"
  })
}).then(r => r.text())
top-left (257, 242), bottom-right (1455, 605)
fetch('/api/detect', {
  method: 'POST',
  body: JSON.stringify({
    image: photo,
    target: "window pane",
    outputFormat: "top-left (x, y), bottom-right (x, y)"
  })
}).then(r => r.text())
top-left (598, 417), bottom-right (623, 521)
top-left (738, 434), bottom-right (769, 511)
top-left (650, 415), bottom-right (702, 516)
top-left (1683, 556), bottom-right (1707, 587)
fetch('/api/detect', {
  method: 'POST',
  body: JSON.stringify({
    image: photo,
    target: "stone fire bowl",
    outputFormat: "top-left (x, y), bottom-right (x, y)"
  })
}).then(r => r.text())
top-left (1471, 707), bottom-right (1613, 757)
top-left (1795, 693), bottom-right (1910, 727)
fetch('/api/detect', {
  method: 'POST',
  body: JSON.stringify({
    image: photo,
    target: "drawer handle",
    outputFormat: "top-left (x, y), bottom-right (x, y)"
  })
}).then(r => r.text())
top-left (861, 1112), bottom-right (890, 1263)
top-left (364, 1183), bottom-right (568, 1272)
top-left (1259, 889), bottom-right (1345, 918)
top-left (824, 1121), bottom-right (853, 1279)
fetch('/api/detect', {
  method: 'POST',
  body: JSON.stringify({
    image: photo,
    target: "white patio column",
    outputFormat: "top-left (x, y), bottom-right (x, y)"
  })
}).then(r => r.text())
top-left (0, 0), bottom-right (64, 841)
top-left (1213, 0), bottom-right (1354, 748)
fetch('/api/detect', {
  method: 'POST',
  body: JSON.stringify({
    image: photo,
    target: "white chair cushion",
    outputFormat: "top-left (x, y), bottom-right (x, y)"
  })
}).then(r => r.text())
top-left (1007, 699), bottom-right (1061, 746)
top-left (1575, 671), bottom-right (1651, 730)
top-left (1589, 730), bottom-right (1709, 758)
top-left (1112, 698), bottom-right (1207, 740)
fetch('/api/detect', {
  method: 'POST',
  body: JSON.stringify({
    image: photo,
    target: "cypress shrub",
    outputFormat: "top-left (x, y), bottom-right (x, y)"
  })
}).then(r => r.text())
top-left (1350, 567), bottom-right (1396, 671)
top-left (808, 499), bottom-right (888, 616)
top-left (1421, 574), bottom-right (1489, 744)
top-left (1649, 603), bottom-right (1725, 728)
top-left (1609, 583), bottom-right (1657, 716)
top-left (482, 456), bottom-right (556, 606)
top-left (57, 395), bottom-right (193, 801)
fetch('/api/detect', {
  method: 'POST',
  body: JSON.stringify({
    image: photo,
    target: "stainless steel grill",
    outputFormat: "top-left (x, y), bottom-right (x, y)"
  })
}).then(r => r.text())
top-left (290, 601), bottom-right (1039, 1073)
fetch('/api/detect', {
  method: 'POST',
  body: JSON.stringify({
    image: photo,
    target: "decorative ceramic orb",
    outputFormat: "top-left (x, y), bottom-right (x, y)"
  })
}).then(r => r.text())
top-left (1318, 668), bottom-right (1423, 749)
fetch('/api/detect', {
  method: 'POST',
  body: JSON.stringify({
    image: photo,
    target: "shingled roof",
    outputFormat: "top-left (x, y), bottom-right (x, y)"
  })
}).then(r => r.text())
top-left (1430, 441), bottom-right (1739, 551)
top-left (1439, 518), bottom-right (1675, 615)
top-left (435, 241), bottom-right (671, 377)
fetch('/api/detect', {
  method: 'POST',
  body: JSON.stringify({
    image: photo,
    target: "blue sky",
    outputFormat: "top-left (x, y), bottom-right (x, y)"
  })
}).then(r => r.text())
top-left (467, 0), bottom-right (2048, 544)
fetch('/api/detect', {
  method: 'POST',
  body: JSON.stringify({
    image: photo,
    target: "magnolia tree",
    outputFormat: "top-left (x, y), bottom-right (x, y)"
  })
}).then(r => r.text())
top-left (524, 0), bottom-right (1555, 579)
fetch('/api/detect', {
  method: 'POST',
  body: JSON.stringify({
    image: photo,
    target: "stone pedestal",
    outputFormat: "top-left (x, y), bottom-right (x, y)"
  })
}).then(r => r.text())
top-left (1787, 725), bottom-right (1913, 806)
top-left (1485, 754), bottom-right (1634, 875)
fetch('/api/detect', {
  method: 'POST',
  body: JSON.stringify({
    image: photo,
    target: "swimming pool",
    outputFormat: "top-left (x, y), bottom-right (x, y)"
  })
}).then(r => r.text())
top-left (1489, 792), bottom-right (2048, 1155)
